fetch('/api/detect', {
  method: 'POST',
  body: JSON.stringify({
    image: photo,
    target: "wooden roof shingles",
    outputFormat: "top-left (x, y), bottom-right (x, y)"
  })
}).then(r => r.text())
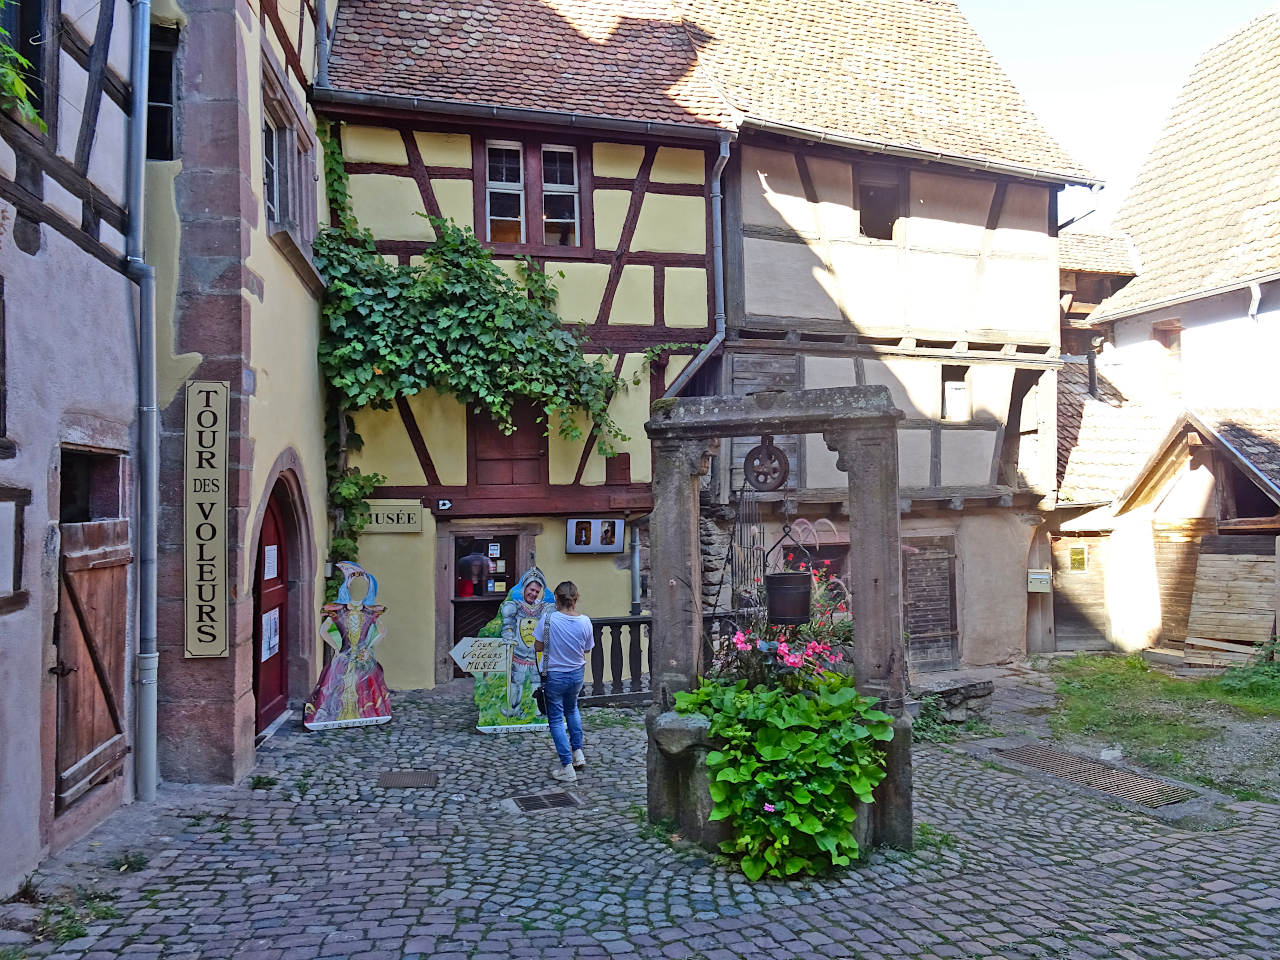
top-left (325, 0), bottom-right (1092, 183)
top-left (1057, 231), bottom-right (1136, 277)
top-left (1196, 408), bottom-right (1280, 500)
top-left (1095, 11), bottom-right (1280, 321)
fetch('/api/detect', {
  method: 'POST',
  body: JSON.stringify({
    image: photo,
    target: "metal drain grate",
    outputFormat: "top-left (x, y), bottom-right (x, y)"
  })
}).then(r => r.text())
top-left (377, 770), bottom-right (439, 789)
top-left (510, 791), bottom-right (581, 812)
top-left (997, 744), bottom-right (1196, 807)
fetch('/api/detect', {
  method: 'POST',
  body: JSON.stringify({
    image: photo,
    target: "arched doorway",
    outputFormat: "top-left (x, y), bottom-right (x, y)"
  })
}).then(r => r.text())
top-left (252, 484), bottom-right (291, 732)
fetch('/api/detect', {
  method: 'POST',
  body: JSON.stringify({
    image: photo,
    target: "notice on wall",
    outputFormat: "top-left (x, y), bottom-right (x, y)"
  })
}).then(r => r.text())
top-left (364, 499), bottom-right (424, 534)
top-left (263, 544), bottom-right (278, 581)
top-left (184, 380), bottom-right (230, 658)
top-left (261, 608), bottom-right (280, 662)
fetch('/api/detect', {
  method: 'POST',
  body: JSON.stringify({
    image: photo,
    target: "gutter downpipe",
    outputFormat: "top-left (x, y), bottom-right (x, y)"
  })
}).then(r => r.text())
top-left (664, 134), bottom-right (731, 398)
top-left (315, 0), bottom-right (329, 87)
top-left (127, 0), bottom-right (158, 802)
top-left (1247, 281), bottom-right (1262, 322)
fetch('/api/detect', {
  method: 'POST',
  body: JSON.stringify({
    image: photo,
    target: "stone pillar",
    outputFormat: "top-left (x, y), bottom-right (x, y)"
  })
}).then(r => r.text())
top-left (648, 437), bottom-right (716, 708)
top-left (824, 423), bottom-right (913, 849)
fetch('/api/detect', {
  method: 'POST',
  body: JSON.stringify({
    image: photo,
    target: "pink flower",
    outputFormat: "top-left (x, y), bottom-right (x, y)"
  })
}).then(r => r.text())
top-left (732, 631), bottom-right (751, 652)
top-left (776, 641), bottom-right (790, 656)
top-left (763, 803), bottom-right (775, 813)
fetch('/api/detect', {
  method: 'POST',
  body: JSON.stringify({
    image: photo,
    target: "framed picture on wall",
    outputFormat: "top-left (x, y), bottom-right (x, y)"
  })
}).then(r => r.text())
top-left (564, 517), bottom-right (626, 554)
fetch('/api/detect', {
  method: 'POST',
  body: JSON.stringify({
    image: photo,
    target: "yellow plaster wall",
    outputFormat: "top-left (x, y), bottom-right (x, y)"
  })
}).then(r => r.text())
top-left (144, 161), bottom-right (201, 407)
top-left (610, 265), bottom-right (655, 325)
top-left (547, 410), bottom-right (603, 486)
top-left (415, 131), bottom-right (473, 168)
top-left (533, 519), bottom-right (632, 619)
top-left (579, 354), bottom-right (654, 483)
top-left (341, 124), bottom-right (408, 164)
top-left (356, 513), bottom-right (437, 689)
top-left (593, 142), bottom-right (645, 179)
top-left (664, 267), bottom-right (708, 328)
top-left (549, 261), bottom-right (610, 324)
top-left (650, 147), bottom-right (705, 185)
top-left (241, 20), bottom-right (330, 681)
top-left (593, 189), bottom-right (631, 251)
top-left (632, 194), bottom-right (705, 254)
top-left (405, 390), bottom-right (468, 485)
top-left (348, 407), bottom-right (428, 485)
top-left (664, 355), bottom-right (692, 389)
top-left (432, 179), bottom-right (474, 229)
top-left (348, 174), bottom-right (434, 240)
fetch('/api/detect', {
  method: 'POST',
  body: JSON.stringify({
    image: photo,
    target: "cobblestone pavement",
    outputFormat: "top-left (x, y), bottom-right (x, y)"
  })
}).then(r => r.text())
top-left (5, 678), bottom-right (1280, 959)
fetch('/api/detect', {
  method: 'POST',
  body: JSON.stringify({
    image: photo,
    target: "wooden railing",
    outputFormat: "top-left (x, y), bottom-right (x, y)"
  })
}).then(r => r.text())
top-left (577, 611), bottom-right (756, 707)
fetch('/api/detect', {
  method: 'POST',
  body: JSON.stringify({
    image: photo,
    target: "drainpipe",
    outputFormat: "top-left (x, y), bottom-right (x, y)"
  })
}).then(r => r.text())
top-left (127, 0), bottom-right (158, 803)
top-left (629, 519), bottom-right (642, 615)
top-left (1247, 281), bottom-right (1262, 322)
top-left (664, 133), bottom-right (731, 398)
top-left (315, 0), bottom-right (329, 87)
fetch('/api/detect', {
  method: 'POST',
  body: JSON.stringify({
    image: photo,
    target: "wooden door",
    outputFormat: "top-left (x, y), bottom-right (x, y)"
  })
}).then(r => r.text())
top-left (469, 404), bottom-right (545, 496)
top-left (902, 535), bottom-right (959, 672)
top-left (54, 521), bottom-right (132, 812)
top-left (253, 494), bottom-right (289, 732)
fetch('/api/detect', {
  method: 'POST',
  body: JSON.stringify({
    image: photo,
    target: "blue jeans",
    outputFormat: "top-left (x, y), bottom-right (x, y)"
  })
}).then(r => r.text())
top-left (544, 668), bottom-right (584, 767)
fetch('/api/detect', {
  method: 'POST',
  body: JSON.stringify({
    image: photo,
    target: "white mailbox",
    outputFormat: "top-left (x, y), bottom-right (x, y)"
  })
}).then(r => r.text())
top-left (1027, 568), bottom-right (1052, 593)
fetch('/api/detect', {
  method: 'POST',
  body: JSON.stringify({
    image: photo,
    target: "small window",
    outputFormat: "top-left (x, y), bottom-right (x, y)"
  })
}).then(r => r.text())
top-left (263, 119), bottom-right (281, 223)
top-left (0, 486), bottom-right (29, 613)
top-left (859, 182), bottom-right (900, 240)
top-left (1, 0), bottom-right (45, 117)
top-left (942, 365), bottom-right (970, 422)
top-left (541, 145), bottom-right (578, 246)
top-left (146, 30), bottom-right (178, 160)
top-left (1068, 544), bottom-right (1088, 573)
top-left (1152, 319), bottom-right (1181, 356)
top-left (60, 450), bottom-right (123, 524)
top-left (486, 141), bottom-right (524, 243)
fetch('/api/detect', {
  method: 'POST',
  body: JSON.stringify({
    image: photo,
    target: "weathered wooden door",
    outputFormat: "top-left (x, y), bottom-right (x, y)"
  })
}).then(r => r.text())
top-left (253, 495), bottom-right (289, 732)
top-left (54, 520), bottom-right (132, 812)
top-left (902, 535), bottom-right (959, 671)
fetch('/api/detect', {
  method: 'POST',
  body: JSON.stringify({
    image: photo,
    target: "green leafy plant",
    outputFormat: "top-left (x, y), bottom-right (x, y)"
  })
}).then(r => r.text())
top-left (106, 851), bottom-right (148, 873)
top-left (0, 12), bottom-right (44, 133)
top-left (1217, 636), bottom-right (1280, 700)
top-left (910, 694), bottom-right (954, 743)
top-left (675, 674), bottom-right (893, 880)
top-left (248, 775), bottom-right (278, 791)
top-left (311, 122), bottom-right (680, 582)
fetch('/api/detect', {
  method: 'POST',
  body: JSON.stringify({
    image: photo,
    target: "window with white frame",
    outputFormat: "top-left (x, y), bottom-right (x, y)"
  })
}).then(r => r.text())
top-left (486, 141), bottom-right (524, 243)
top-left (541, 145), bottom-right (579, 246)
top-left (263, 118), bottom-right (281, 223)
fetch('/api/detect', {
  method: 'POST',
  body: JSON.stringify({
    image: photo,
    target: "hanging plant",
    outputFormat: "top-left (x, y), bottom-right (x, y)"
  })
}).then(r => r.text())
top-left (0, 15), bottom-right (44, 132)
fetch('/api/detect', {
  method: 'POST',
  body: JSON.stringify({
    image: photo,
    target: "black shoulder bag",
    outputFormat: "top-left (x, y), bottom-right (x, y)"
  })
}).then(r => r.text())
top-left (532, 609), bottom-right (552, 716)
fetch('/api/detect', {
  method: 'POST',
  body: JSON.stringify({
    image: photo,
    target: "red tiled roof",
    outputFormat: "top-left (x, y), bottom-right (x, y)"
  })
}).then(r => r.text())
top-left (327, 0), bottom-right (1092, 182)
top-left (1057, 360), bottom-right (1175, 505)
top-left (1095, 11), bottom-right (1280, 320)
top-left (327, 0), bottom-right (736, 130)
top-left (1058, 231), bottom-right (1136, 276)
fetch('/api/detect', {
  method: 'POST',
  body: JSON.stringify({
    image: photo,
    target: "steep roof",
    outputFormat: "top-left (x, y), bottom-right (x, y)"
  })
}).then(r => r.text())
top-left (1194, 408), bottom-right (1280, 501)
top-left (326, 0), bottom-right (1092, 183)
top-left (1057, 231), bottom-right (1136, 277)
top-left (327, 0), bottom-right (736, 130)
top-left (1056, 360), bottom-right (1174, 506)
top-left (678, 0), bottom-right (1091, 183)
top-left (1094, 10), bottom-right (1280, 321)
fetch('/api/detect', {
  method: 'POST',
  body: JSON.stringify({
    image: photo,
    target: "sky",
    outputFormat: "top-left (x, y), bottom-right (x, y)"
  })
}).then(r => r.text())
top-left (956, 0), bottom-right (1278, 231)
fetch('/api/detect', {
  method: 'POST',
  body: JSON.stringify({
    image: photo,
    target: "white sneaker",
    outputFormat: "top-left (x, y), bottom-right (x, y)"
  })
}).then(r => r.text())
top-left (550, 762), bottom-right (577, 783)
top-left (572, 748), bottom-right (586, 770)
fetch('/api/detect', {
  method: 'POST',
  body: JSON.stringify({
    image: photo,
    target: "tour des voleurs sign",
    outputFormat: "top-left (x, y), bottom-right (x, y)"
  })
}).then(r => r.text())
top-left (184, 381), bottom-right (230, 658)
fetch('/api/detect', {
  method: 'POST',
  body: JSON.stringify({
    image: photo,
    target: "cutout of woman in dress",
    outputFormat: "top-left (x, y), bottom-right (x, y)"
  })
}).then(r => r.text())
top-left (303, 561), bottom-right (392, 730)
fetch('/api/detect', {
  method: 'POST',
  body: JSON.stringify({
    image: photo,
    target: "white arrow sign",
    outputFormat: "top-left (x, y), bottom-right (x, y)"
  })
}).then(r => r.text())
top-left (437, 499), bottom-right (453, 511)
top-left (450, 636), bottom-right (510, 675)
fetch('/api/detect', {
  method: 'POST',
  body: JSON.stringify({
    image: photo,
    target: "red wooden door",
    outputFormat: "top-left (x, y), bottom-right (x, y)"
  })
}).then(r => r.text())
top-left (253, 495), bottom-right (289, 732)
top-left (54, 520), bottom-right (132, 812)
top-left (470, 403), bottom-right (545, 495)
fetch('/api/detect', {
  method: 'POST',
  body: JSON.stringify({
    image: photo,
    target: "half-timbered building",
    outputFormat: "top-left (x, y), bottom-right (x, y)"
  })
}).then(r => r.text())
top-left (0, 0), bottom-right (141, 895)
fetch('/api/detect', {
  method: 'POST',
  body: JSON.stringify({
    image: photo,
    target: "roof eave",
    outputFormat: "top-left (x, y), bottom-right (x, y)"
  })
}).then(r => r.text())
top-left (740, 116), bottom-right (1101, 188)
top-left (313, 85), bottom-right (738, 143)
top-left (1091, 270), bottom-right (1280, 325)
top-left (1186, 409), bottom-right (1280, 506)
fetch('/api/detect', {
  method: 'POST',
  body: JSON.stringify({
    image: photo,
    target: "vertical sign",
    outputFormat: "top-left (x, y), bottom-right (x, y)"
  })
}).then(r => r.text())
top-left (184, 381), bottom-right (230, 658)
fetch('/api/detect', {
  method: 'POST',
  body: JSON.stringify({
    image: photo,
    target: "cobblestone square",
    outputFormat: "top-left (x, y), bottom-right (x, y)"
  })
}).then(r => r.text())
top-left (5, 680), bottom-right (1279, 959)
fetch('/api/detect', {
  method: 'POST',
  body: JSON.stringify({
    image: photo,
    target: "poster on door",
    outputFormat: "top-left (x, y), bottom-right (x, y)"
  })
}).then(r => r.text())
top-left (261, 608), bottom-right (280, 662)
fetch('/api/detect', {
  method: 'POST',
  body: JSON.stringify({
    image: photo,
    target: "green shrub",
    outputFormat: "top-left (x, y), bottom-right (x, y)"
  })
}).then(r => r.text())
top-left (675, 674), bottom-right (893, 880)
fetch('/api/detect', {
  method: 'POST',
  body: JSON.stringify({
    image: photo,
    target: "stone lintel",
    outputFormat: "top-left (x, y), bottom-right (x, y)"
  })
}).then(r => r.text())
top-left (646, 386), bottom-right (901, 441)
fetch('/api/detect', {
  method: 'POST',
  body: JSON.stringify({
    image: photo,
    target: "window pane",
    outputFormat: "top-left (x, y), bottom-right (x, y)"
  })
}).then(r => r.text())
top-left (542, 149), bottom-right (575, 186)
top-left (263, 124), bottom-right (278, 221)
top-left (149, 48), bottom-right (173, 103)
top-left (490, 219), bottom-right (522, 243)
top-left (543, 193), bottom-right (576, 221)
top-left (543, 221), bottom-right (577, 246)
top-left (487, 147), bottom-right (521, 184)
top-left (489, 190), bottom-right (521, 219)
top-left (147, 105), bottom-right (173, 160)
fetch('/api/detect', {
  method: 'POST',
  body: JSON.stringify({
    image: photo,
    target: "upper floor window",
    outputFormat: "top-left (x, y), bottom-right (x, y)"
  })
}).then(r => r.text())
top-left (0, 0), bottom-right (45, 118)
top-left (482, 139), bottom-right (588, 251)
top-left (147, 28), bottom-right (179, 161)
top-left (1152, 319), bottom-right (1181, 357)
top-left (263, 117), bottom-right (281, 222)
top-left (260, 77), bottom-right (317, 248)
top-left (858, 164), bottom-right (901, 240)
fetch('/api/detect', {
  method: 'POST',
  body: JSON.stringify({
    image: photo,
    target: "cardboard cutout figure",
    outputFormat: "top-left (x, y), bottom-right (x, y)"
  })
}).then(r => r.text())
top-left (455, 565), bottom-right (552, 733)
top-left (303, 562), bottom-right (392, 730)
